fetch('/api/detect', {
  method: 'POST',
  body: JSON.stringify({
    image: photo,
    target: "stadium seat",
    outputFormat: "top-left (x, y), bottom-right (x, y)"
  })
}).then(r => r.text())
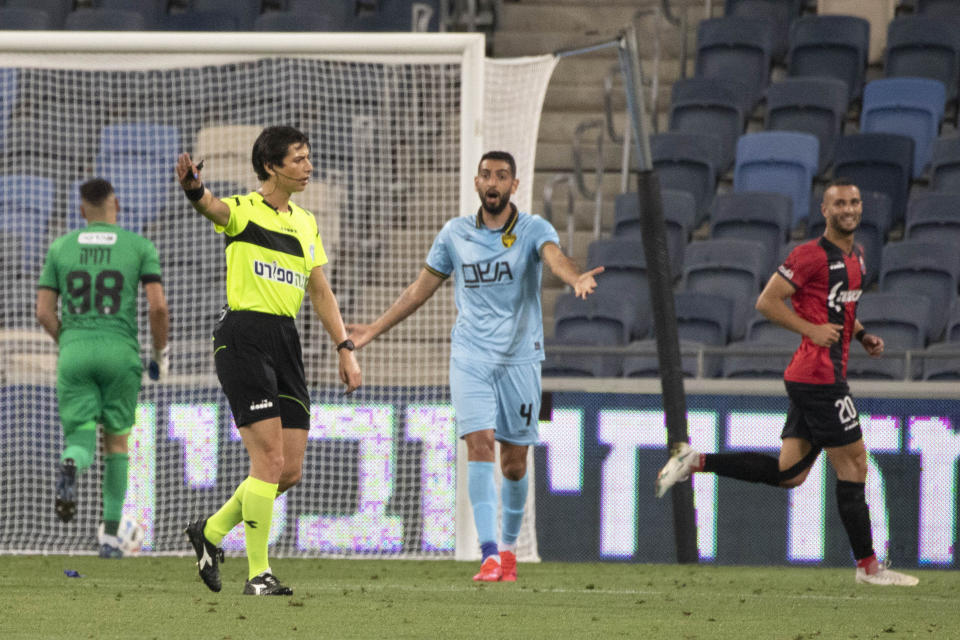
top-left (0, 69), bottom-right (16, 156)
top-left (190, 0), bottom-right (262, 31)
top-left (0, 230), bottom-right (32, 326)
top-left (543, 290), bottom-right (636, 377)
top-left (585, 239), bottom-right (651, 331)
top-left (99, 123), bottom-right (180, 164)
top-left (733, 131), bottom-right (819, 229)
top-left (194, 124), bottom-right (262, 187)
top-left (860, 78), bottom-right (946, 179)
top-left (161, 10), bottom-right (238, 31)
top-left (765, 77), bottom-right (849, 175)
top-left (709, 191), bottom-right (792, 275)
top-left (667, 77), bottom-right (746, 173)
top-left (724, 0), bottom-right (803, 63)
top-left (694, 16), bottom-right (775, 112)
top-left (366, 0), bottom-right (439, 32)
top-left (787, 15), bottom-right (869, 103)
top-left (847, 293), bottom-right (932, 380)
top-left (721, 311), bottom-right (798, 378)
top-left (254, 10), bottom-right (336, 31)
top-left (286, 0), bottom-right (354, 30)
top-left (930, 135), bottom-right (960, 193)
top-left (921, 298), bottom-right (960, 379)
top-left (833, 133), bottom-right (914, 226)
top-left (6, 0), bottom-right (71, 29)
top-left (93, 0), bottom-right (166, 28)
top-left (915, 0), bottom-right (960, 17)
top-left (0, 7), bottom-right (53, 29)
top-left (879, 240), bottom-right (960, 342)
top-left (905, 192), bottom-right (960, 244)
top-left (649, 132), bottom-right (721, 227)
top-left (612, 189), bottom-right (695, 281)
top-left (622, 291), bottom-right (734, 378)
top-left (818, 0), bottom-right (894, 65)
top-left (884, 16), bottom-right (960, 103)
top-left (682, 238), bottom-right (769, 340)
top-left (0, 175), bottom-right (54, 274)
top-left (807, 190), bottom-right (891, 288)
top-left (64, 8), bottom-right (147, 30)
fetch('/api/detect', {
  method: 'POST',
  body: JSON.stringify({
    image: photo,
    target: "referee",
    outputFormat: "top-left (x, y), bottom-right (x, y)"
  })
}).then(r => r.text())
top-left (175, 125), bottom-right (361, 596)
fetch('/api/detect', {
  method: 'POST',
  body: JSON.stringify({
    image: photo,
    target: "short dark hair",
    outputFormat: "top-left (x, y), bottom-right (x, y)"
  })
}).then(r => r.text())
top-left (79, 178), bottom-right (114, 206)
top-left (478, 150), bottom-right (516, 178)
top-left (825, 177), bottom-right (857, 191)
top-left (251, 125), bottom-right (310, 181)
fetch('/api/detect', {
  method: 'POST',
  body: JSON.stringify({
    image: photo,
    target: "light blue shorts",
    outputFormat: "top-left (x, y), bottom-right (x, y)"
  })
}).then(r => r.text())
top-left (449, 356), bottom-right (542, 445)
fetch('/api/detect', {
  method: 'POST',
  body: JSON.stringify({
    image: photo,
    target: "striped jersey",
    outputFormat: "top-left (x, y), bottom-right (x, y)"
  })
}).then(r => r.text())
top-left (215, 192), bottom-right (327, 317)
top-left (425, 205), bottom-right (560, 365)
top-left (777, 236), bottom-right (865, 384)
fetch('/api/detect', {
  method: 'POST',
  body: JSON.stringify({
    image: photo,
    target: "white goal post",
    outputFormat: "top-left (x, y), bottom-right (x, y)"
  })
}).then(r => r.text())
top-left (0, 32), bottom-right (555, 562)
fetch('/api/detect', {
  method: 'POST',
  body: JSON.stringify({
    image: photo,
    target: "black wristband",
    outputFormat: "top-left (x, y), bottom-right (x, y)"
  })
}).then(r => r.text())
top-left (184, 184), bottom-right (205, 202)
top-left (336, 339), bottom-right (355, 352)
top-left (855, 329), bottom-right (866, 343)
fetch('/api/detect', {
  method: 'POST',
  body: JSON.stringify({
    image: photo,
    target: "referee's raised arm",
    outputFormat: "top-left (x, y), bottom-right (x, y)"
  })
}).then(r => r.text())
top-left (175, 152), bottom-right (230, 226)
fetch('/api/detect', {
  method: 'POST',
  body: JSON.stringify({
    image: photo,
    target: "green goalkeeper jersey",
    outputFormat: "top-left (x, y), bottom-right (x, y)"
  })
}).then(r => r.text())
top-left (37, 221), bottom-right (162, 348)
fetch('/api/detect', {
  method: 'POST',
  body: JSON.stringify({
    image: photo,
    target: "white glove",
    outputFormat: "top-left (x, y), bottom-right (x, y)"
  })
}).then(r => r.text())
top-left (148, 346), bottom-right (170, 381)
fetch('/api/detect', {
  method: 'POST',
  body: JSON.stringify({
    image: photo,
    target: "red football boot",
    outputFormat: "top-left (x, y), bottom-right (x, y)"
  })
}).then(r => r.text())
top-left (500, 550), bottom-right (517, 582)
top-left (472, 556), bottom-right (502, 582)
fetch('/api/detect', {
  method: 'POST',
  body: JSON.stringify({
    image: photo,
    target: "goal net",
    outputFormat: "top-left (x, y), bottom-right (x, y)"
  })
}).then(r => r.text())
top-left (0, 33), bottom-right (556, 560)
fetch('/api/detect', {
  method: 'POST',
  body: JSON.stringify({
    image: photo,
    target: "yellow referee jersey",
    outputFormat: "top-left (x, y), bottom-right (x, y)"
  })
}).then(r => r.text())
top-left (214, 192), bottom-right (328, 317)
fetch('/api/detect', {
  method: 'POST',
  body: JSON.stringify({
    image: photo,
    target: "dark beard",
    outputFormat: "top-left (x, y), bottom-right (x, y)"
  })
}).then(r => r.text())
top-left (828, 216), bottom-right (857, 236)
top-left (480, 191), bottom-right (510, 215)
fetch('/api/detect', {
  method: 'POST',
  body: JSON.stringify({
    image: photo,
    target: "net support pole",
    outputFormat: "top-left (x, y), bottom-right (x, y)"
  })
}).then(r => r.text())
top-left (617, 26), bottom-right (698, 564)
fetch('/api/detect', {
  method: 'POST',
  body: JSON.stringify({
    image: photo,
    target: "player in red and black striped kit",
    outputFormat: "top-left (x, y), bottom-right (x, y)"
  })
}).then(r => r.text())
top-left (656, 179), bottom-right (918, 586)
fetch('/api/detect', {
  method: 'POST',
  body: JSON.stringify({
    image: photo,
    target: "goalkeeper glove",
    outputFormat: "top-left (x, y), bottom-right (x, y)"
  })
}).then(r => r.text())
top-left (148, 346), bottom-right (170, 381)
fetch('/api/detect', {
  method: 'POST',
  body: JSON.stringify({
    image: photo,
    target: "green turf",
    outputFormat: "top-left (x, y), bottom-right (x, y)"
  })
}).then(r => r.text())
top-left (0, 556), bottom-right (956, 639)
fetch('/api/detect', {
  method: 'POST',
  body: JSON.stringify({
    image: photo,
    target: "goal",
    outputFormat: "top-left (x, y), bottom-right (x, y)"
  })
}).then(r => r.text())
top-left (0, 32), bottom-right (555, 560)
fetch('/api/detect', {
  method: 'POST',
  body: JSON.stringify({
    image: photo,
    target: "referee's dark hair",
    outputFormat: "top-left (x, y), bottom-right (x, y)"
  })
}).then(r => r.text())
top-left (79, 178), bottom-right (114, 207)
top-left (479, 150), bottom-right (516, 178)
top-left (252, 125), bottom-right (310, 182)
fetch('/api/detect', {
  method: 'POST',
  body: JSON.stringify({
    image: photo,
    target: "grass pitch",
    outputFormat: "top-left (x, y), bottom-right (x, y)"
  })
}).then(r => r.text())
top-left (0, 555), bottom-right (956, 639)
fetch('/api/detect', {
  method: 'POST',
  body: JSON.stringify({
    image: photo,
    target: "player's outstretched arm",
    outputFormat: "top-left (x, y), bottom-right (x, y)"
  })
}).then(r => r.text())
top-left (541, 242), bottom-right (603, 299)
top-left (175, 152), bottom-right (230, 226)
top-left (145, 282), bottom-right (170, 380)
top-left (307, 266), bottom-right (361, 393)
top-left (35, 288), bottom-right (61, 344)
top-left (756, 273), bottom-right (842, 347)
top-left (346, 268), bottom-right (445, 349)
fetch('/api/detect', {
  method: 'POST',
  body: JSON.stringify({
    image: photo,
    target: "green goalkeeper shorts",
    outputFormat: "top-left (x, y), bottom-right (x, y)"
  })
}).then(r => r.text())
top-left (57, 336), bottom-right (143, 435)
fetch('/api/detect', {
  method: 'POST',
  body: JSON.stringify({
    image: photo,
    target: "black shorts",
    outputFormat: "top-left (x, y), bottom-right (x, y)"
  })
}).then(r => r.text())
top-left (783, 381), bottom-right (862, 448)
top-left (212, 307), bottom-right (310, 429)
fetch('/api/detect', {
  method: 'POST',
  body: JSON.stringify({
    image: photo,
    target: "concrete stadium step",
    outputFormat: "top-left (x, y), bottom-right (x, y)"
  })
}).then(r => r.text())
top-left (498, 3), bottom-right (651, 33)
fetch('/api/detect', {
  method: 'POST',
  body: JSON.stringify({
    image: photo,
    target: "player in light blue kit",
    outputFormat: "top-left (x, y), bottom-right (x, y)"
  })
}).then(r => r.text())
top-left (348, 151), bottom-right (603, 581)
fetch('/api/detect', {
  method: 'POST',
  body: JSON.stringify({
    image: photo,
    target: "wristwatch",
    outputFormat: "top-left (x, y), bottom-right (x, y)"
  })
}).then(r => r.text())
top-left (336, 339), bottom-right (355, 352)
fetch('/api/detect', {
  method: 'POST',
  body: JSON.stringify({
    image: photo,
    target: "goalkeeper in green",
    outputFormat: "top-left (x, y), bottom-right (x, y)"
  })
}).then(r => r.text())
top-left (36, 178), bottom-right (169, 558)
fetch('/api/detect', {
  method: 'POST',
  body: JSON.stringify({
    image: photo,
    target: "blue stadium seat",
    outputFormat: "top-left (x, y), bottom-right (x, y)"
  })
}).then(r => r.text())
top-left (905, 192), bottom-right (960, 244)
top-left (725, 0), bottom-right (803, 62)
top-left (65, 8), bottom-right (148, 30)
top-left (668, 77), bottom-right (745, 172)
top-left (543, 290), bottom-right (636, 377)
top-left (367, 0), bottom-right (439, 32)
top-left (860, 78), bottom-right (946, 179)
top-left (884, 16), bottom-right (959, 102)
top-left (0, 8), bottom-right (53, 29)
top-left (695, 16), bottom-right (775, 112)
top-left (161, 10), bottom-right (238, 31)
top-left (682, 238), bottom-right (769, 340)
top-left (787, 15), bottom-right (869, 103)
top-left (733, 131), bottom-right (819, 229)
top-left (765, 77), bottom-right (849, 175)
top-left (612, 189), bottom-right (695, 281)
top-left (6, 0), bottom-right (70, 28)
top-left (930, 135), bottom-right (960, 193)
top-left (709, 191), bottom-right (792, 275)
top-left (721, 310), bottom-right (798, 378)
top-left (93, 0), bottom-right (166, 28)
top-left (191, 0), bottom-right (262, 30)
top-left (807, 189), bottom-right (891, 288)
top-left (847, 293), bottom-right (932, 380)
top-left (0, 175), bottom-right (54, 274)
top-left (834, 133), bottom-right (914, 225)
top-left (922, 298), bottom-right (960, 379)
top-left (254, 10), bottom-right (336, 31)
top-left (286, 0), bottom-right (354, 30)
top-left (99, 123), bottom-right (180, 164)
top-left (649, 132), bottom-right (721, 227)
top-left (585, 239), bottom-right (651, 332)
top-left (879, 240), bottom-right (960, 341)
top-left (0, 229), bottom-right (30, 325)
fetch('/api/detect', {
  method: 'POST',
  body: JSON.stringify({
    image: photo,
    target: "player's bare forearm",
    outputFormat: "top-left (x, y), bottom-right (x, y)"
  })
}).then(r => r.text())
top-left (308, 267), bottom-right (350, 344)
top-left (145, 283), bottom-right (170, 351)
top-left (348, 269), bottom-right (444, 348)
top-left (35, 289), bottom-right (60, 344)
top-left (756, 274), bottom-right (840, 346)
top-left (541, 242), bottom-right (603, 299)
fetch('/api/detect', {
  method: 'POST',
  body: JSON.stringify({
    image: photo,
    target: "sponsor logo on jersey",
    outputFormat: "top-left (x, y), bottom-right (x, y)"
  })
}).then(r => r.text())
top-left (462, 260), bottom-right (514, 288)
top-left (827, 281), bottom-right (862, 312)
top-left (829, 261), bottom-right (846, 270)
top-left (253, 259), bottom-right (307, 289)
top-left (78, 231), bottom-right (117, 245)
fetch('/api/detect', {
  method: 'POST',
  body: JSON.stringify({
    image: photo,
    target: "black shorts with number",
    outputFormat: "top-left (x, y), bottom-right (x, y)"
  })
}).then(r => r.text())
top-left (782, 381), bottom-right (862, 448)
top-left (212, 308), bottom-right (310, 429)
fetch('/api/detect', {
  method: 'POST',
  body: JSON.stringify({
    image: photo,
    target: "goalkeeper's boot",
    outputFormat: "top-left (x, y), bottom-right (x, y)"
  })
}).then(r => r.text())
top-left (500, 550), bottom-right (517, 582)
top-left (55, 459), bottom-right (77, 523)
top-left (472, 556), bottom-right (502, 582)
top-left (243, 571), bottom-right (293, 596)
top-left (855, 560), bottom-right (919, 587)
top-left (655, 442), bottom-right (701, 498)
top-left (185, 518), bottom-right (224, 593)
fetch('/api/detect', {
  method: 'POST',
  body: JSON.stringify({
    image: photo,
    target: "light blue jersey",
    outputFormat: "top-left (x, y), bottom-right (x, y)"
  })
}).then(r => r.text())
top-left (425, 206), bottom-right (560, 365)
